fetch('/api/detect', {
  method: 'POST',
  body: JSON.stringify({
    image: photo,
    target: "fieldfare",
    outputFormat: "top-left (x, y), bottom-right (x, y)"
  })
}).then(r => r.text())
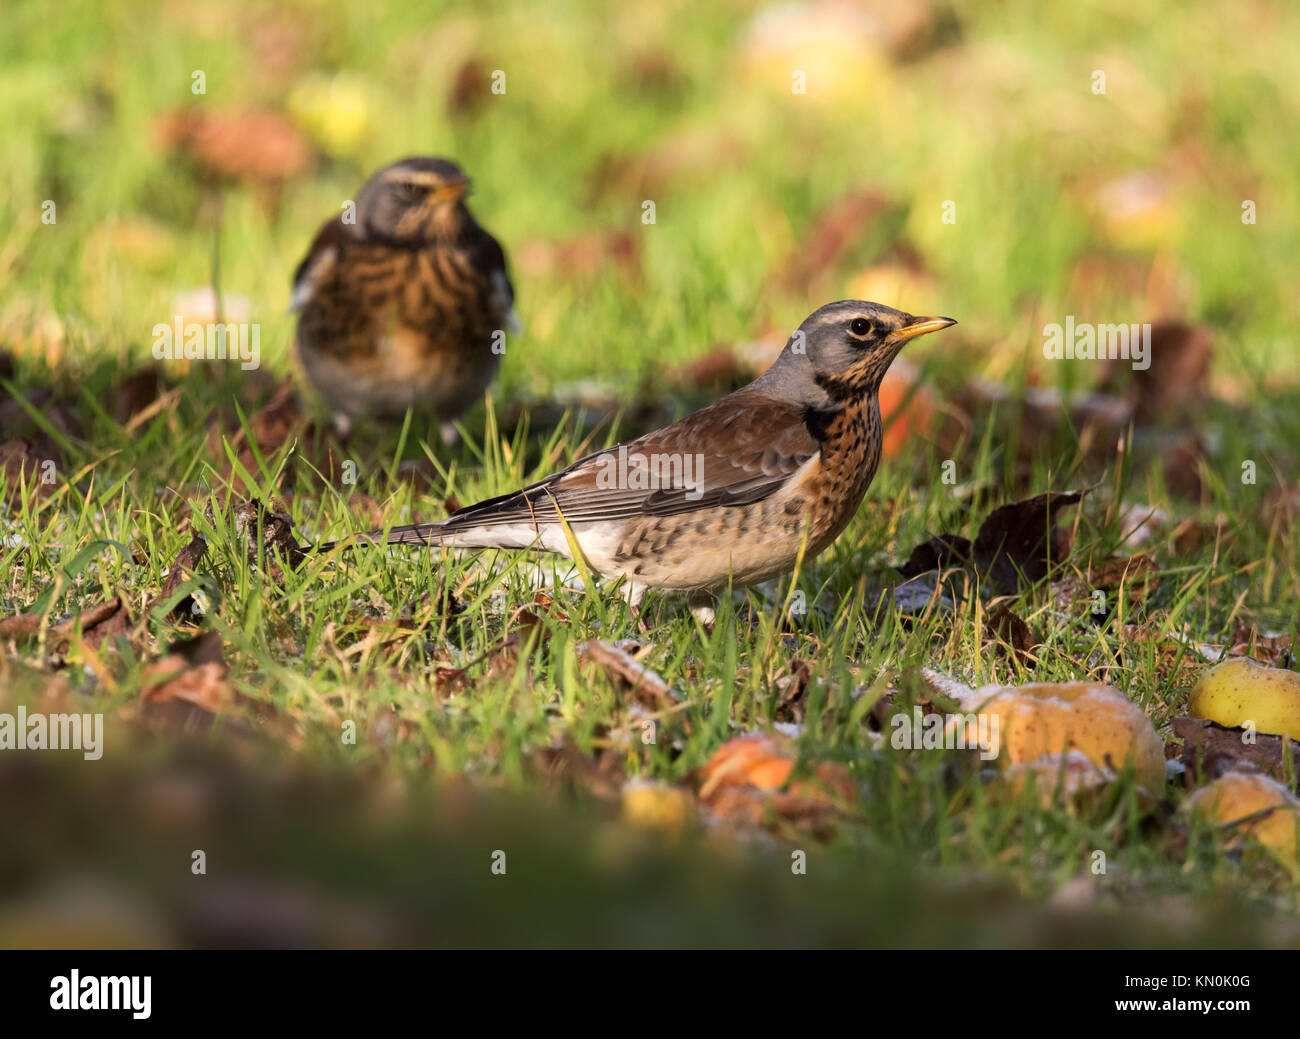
top-left (291, 156), bottom-right (517, 440)
top-left (317, 300), bottom-right (955, 622)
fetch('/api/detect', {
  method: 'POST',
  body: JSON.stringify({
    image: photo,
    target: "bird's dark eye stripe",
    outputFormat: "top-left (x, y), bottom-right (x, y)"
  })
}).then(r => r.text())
top-left (850, 318), bottom-right (872, 336)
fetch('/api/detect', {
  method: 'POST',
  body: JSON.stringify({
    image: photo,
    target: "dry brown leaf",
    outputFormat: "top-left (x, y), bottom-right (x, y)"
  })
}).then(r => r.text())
top-left (897, 489), bottom-right (1089, 595)
top-left (1172, 717), bottom-right (1299, 788)
top-left (446, 59), bottom-right (491, 117)
top-left (152, 531), bottom-right (208, 621)
top-left (1226, 624), bottom-right (1294, 668)
top-left (1099, 320), bottom-right (1213, 426)
top-left (534, 737), bottom-right (625, 804)
top-left (1054, 554), bottom-right (1160, 614)
top-left (698, 733), bottom-right (854, 838)
top-left (973, 489), bottom-right (1088, 592)
top-left (210, 498), bottom-right (306, 577)
top-left (983, 604), bottom-right (1034, 667)
top-left (0, 595), bottom-right (130, 651)
top-left (774, 658), bottom-right (812, 723)
top-left (112, 368), bottom-right (162, 426)
top-left (154, 107), bottom-right (310, 184)
top-left (0, 440), bottom-right (59, 502)
top-left (141, 660), bottom-right (232, 714)
top-left (577, 639), bottom-right (675, 710)
top-left (671, 346), bottom-right (750, 397)
top-left (587, 126), bottom-right (743, 203)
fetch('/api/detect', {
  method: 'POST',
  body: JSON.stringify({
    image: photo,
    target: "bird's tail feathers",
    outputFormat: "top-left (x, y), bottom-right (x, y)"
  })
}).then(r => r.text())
top-left (309, 520), bottom-right (449, 554)
top-left (383, 521), bottom-right (451, 546)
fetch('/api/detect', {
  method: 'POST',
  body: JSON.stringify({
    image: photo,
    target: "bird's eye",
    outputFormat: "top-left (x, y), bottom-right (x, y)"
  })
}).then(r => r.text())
top-left (849, 318), bottom-right (873, 337)
top-left (396, 182), bottom-right (428, 203)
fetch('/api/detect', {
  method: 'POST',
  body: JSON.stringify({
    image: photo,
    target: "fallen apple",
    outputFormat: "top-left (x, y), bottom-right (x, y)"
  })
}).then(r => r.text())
top-left (930, 674), bottom-right (1165, 791)
top-left (1185, 770), bottom-right (1300, 872)
top-left (1187, 658), bottom-right (1300, 741)
top-left (620, 779), bottom-right (695, 837)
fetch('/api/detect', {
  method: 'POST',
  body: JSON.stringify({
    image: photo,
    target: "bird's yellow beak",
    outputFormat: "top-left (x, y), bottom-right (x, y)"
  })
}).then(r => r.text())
top-left (889, 316), bottom-right (958, 343)
top-left (431, 177), bottom-right (472, 202)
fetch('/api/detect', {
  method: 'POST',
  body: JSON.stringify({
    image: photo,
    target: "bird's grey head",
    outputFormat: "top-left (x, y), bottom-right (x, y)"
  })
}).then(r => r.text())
top-left (353, 157), bottom-right (474, 244)
top-left (755, 300), bottom-right (956, 406)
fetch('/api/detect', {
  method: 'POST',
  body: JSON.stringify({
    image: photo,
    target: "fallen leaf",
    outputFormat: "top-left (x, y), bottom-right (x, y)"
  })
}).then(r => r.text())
top-left (774, 658), bottom-right (813, 723)
top-left (154, 107), bottom-right (310, 184)
top-left (1155, 431), bottom-right (1208, 501)
top-left (587, 126), bottom-right (745, 203)
top-left (535, 736), bottom-right (624, 804)
top-left (210, 377), bottom-right (342, 489)
top-left (0, 440), bottom-right (58, 502)
top-left (577, 639), bottom-right (675, 710)
top-left (896, 533), bottom-right (972, 580)
top-left (983, 604), bottom-right (1033, 667)
top-left (1227, 624), bottom-right (1294, 668)
top-left (446, 58), bottom-right (490, 117)
top-left (0, 595), bottom-right (129, 652)
top-left (153, 531), bottom-right (208, 621)
top-left (141, 660), bottom-right (232, 714)
top-left (166, 629), bottom-right (226, 670)
top-left (0, 386), bottom-right (84, 445)
top-left (897, 489), bottom-right (1089, 595)
top-left (1099, 320), bottom-right (1213, 426)
top-left (973, 489), bottom-right (1089, 593)
top-left (112, 368), bottom-right (162, 425)
top-left (698, 733), bottom-right (854, 838)
top-left (671, 346), bottom-right (750, 397)
top-left (1054, 554), bottom-right (1160, 614)
top-left (1172, 717), bottom-right (1299, 788)
top-left (209, 498), bottom-right (306, 576)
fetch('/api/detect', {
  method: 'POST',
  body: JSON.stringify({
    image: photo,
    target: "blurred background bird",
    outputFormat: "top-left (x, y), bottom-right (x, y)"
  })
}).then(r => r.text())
top-left (319, 300), bottom-right (955, 623)
top-left (291, 156), bottom-right (517, 441)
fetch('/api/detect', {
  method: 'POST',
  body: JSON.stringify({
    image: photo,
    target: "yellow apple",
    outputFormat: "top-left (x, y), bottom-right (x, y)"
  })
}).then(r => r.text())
top-left (1188, 658), bottom-right (1300, 741)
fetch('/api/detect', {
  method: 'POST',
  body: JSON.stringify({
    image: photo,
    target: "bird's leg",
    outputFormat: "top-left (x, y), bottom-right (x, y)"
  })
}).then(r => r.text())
top-left (688, 593), bottom-right (717, 629)
top-left (620, 579), bottom-right (649, 634)
top-left (331, 410), bottom-right (354, 444)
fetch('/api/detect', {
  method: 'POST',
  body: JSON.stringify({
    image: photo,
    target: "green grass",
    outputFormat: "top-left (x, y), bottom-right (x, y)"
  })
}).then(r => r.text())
top-left (3, 0), bottom-right (1300, 947)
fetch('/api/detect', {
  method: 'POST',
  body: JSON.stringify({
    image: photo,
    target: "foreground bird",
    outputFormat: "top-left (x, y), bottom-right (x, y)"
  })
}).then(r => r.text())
top-left (317, 301), bottom-right (955, 621)
top-left (291, 156), bottom-right (517, 440)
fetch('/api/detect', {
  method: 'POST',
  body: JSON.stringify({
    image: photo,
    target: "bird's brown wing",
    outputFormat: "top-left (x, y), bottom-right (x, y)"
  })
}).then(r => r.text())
top-left (466, 229), bottom-right (516, 328)
top-left (289, 216), bottom-right (346, 311)
top-left (441, 388), bottom-right (818, 530)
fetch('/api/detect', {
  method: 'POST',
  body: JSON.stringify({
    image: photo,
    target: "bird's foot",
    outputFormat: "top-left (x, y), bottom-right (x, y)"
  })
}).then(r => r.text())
top-left (688, 600), bottom-right (716, 629)
top-left (438, 421), bottom-right (462, 447)
top-left (619, 579), bottom-right (650, 633)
